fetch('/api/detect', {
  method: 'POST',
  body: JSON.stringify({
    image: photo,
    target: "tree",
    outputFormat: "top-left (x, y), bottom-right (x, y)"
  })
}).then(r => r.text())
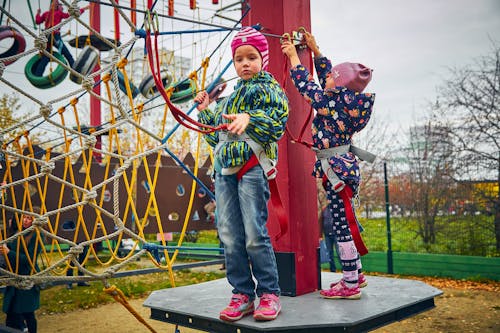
top-left (433, 44), bottom-right (500, 251)
top-left (0, 93), bottom-right (25, 144)
top-left (354, 114), bottom-right (398, 218)
top-left (404, 122), bottom-right (456, 247)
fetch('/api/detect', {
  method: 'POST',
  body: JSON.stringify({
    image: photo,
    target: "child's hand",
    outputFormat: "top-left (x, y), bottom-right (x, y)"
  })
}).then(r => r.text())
top-left (281, 41), bottom-right (301, 67)
top-left (0, 245), bottom-right (9, 255)
top-left (281, 41), bottom-right (297, 58)
top-left (223, 113), bottom-right (250, 135)
top-left (194, 91), bottom-right (209, 111)
top-left (304, 32), bottom-right (321, 57)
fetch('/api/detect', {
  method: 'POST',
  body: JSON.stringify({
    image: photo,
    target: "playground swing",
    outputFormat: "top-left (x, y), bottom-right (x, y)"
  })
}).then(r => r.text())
top-left (24, 51), bottom-right (68, 88)
top-left (0, 24), bottom-right (26, 65)
top-left (169, 77), bottom-right (196, 104)
top-left (1, 1), bottom-right (243, 331)
top-left (70, 44), bottom-right (99, 84)
top-left (139, 68), bottom-right (173, 98)
top-left (23, 0), bottom-right (84, 88)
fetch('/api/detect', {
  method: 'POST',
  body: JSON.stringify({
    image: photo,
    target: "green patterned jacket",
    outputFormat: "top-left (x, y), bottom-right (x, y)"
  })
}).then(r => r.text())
top-left (199, 71), bottom-right (289, 170)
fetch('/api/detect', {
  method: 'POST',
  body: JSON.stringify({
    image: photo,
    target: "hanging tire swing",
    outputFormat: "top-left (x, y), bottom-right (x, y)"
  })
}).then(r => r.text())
top-left (112, 69), bottom-right (139, 98)
top-left (0, 25), bottom-right (26, 65)
top-left (24, 52), bottom-right (68, 89)
top-left (170, 79), bottom-right (196, 104)
top-left (139, 69), bottom-right (173, 98)
top-left (68, 35), bottom-right (120, 52)
top-left (70, 45), bottom-right (99, 84)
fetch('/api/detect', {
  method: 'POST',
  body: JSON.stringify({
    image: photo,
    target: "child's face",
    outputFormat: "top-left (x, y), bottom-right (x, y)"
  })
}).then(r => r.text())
top-left (233, 45), bottom-right (263, 80)
top-left (22, 214), bottom-right (34, 229)
top-left (324, 72), bottom-right (336, 89)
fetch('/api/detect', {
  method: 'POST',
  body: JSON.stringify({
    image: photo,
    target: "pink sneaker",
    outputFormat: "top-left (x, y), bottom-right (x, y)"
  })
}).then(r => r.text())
top-left (253, 293), bottom-right (281, 321)
top-left (219, 294), bottom-right (254, 322)
top-left (321, 280), bottom-right (361, 299)
top-left (329, 273), bottom-right (368, 289)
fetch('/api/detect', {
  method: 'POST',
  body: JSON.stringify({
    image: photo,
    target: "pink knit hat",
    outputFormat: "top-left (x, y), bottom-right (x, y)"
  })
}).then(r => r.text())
top-left (231, 27), bottom-right (269, 71)
top-left (331, 62), bottom-right (373, 92)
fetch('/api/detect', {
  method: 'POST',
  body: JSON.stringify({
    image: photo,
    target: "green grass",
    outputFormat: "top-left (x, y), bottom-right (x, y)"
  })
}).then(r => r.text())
top-left (361, 214), bottom-right (498, 256)
top-left (1, 269), bottom-right (226, 315)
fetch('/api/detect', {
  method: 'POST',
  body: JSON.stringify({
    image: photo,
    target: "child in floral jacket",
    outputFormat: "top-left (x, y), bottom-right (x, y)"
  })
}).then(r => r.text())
top-left (282, 31), bottom-right (375, 299)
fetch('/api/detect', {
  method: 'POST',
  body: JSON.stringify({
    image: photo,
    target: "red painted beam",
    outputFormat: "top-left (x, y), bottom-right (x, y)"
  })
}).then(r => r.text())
top-left (242, 0), bottom-right (318, 296)
top-left (89, 2), bottom-right (102, 162)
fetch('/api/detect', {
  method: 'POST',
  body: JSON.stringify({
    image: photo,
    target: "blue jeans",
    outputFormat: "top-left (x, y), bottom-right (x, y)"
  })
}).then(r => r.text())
top-left (215, 167), bottom-right (280, 300)
top-left (324, 233), bottom-right (340, 272)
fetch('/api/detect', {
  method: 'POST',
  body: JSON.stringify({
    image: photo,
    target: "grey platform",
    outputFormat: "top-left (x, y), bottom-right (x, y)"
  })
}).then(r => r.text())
top-left (144, 272), bottom-right (442, 333)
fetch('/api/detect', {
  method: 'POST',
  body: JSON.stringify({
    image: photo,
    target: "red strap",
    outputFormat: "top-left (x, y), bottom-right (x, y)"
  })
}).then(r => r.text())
top-left (269, 179), bottom-right (288, 241)
top-left (283, 48), bottom-right (315, 149)
top-left (236, 154), bottom-right (259, 181)
top-left (338, 186), bottom-right (368, 256)
top-left (145, 29), bottom-right (226, 134)
top-left (236, 155), bottom-right (288, 241)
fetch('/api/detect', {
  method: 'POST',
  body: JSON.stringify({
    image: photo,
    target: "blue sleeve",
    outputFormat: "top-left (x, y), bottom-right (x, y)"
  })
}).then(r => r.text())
top-left (198, 103), bottom-right (223, 148)
top-left (314, 56), bottom-right (332, 89)
top-left (290, 64), bottom-right (335, 114)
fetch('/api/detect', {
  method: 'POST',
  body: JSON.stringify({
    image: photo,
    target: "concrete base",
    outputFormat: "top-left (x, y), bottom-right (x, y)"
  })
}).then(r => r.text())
top-left (144, 272), bottom-right (442, 333)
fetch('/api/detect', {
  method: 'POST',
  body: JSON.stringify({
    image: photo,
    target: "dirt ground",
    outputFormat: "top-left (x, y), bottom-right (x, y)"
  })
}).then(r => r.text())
top-left (27, 274), bottom-right (498, 333)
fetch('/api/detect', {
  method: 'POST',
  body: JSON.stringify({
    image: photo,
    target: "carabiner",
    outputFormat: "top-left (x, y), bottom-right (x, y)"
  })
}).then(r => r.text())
top-left (293, 26), bottom-right (308, 49)
top-left (280, 32), bottom-right (292, 44)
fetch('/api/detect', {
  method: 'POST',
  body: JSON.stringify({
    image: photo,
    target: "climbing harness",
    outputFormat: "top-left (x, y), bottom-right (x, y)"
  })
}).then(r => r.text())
top-left (214, 132), bottom-right (288, 241)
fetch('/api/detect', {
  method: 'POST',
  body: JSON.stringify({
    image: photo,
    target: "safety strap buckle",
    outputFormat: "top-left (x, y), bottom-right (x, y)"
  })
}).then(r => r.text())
top-left (266, 167), bottom-right (278, 180)
top-left (332, 181), bottom-right (345, 193)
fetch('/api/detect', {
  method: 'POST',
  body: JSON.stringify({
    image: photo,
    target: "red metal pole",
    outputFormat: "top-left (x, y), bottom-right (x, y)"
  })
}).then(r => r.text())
top-left (168, 0), bottom-right (174, 16)
top-left (130, 0), bottom-right (136, 26)
top-left (89, 2), bottom-right (102, 162)
top-left (114, 0), bottom-right (120, 43)
top-left (242, 0), bottom-right (318, 296)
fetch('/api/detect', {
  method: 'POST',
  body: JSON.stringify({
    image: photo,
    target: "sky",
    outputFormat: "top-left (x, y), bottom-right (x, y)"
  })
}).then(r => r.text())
top-left (1, 0), bottom-right (499, 139)
top-left (311, 0), bottom-right (500, 134)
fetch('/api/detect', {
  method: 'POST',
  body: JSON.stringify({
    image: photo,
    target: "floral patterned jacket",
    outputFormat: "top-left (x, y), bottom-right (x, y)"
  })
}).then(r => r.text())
top-left (289, 56), bottom-right (375, 189)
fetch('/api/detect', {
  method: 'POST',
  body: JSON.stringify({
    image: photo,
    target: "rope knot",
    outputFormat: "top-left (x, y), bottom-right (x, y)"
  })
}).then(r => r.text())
top-left (33, 216), bottom-right (48, 228)
top-left (68, 2), bottom-right (82, 18)
top-left (83, 190), bottom-right (97, 202)
top-left (68, 245), bottom-right (84, 256)
top-left (82, 77), bottom-right (94, 91)
top-left (116, 58), bottom-right (128, 69)
top-left (188, 71), bottom-right (198, 80)
top-left (39, 104), bottom-right (52, 118)
top-left (34, 35), bottom-right (48, 51)
top-left (40, 161), bottom-right (55, 175)
top-left (83, 136), bottom-right (97, 149)
top-left (102, 73), bottom-right (111, 83)
top-left (111, 54), bottom-right (121, 65)
top-left (17, 277), bottom-right (35, 290)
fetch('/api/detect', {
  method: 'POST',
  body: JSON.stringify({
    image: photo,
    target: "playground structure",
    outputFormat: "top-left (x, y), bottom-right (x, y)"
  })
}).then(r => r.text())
top-left (0, 0), bottom-right (238, 290)
top-left (0, 1), bottom-right (442, 332)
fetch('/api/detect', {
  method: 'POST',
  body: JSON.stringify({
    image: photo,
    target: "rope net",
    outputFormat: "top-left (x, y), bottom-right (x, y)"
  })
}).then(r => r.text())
top-left (0, 0), bottom-right (239, 291)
